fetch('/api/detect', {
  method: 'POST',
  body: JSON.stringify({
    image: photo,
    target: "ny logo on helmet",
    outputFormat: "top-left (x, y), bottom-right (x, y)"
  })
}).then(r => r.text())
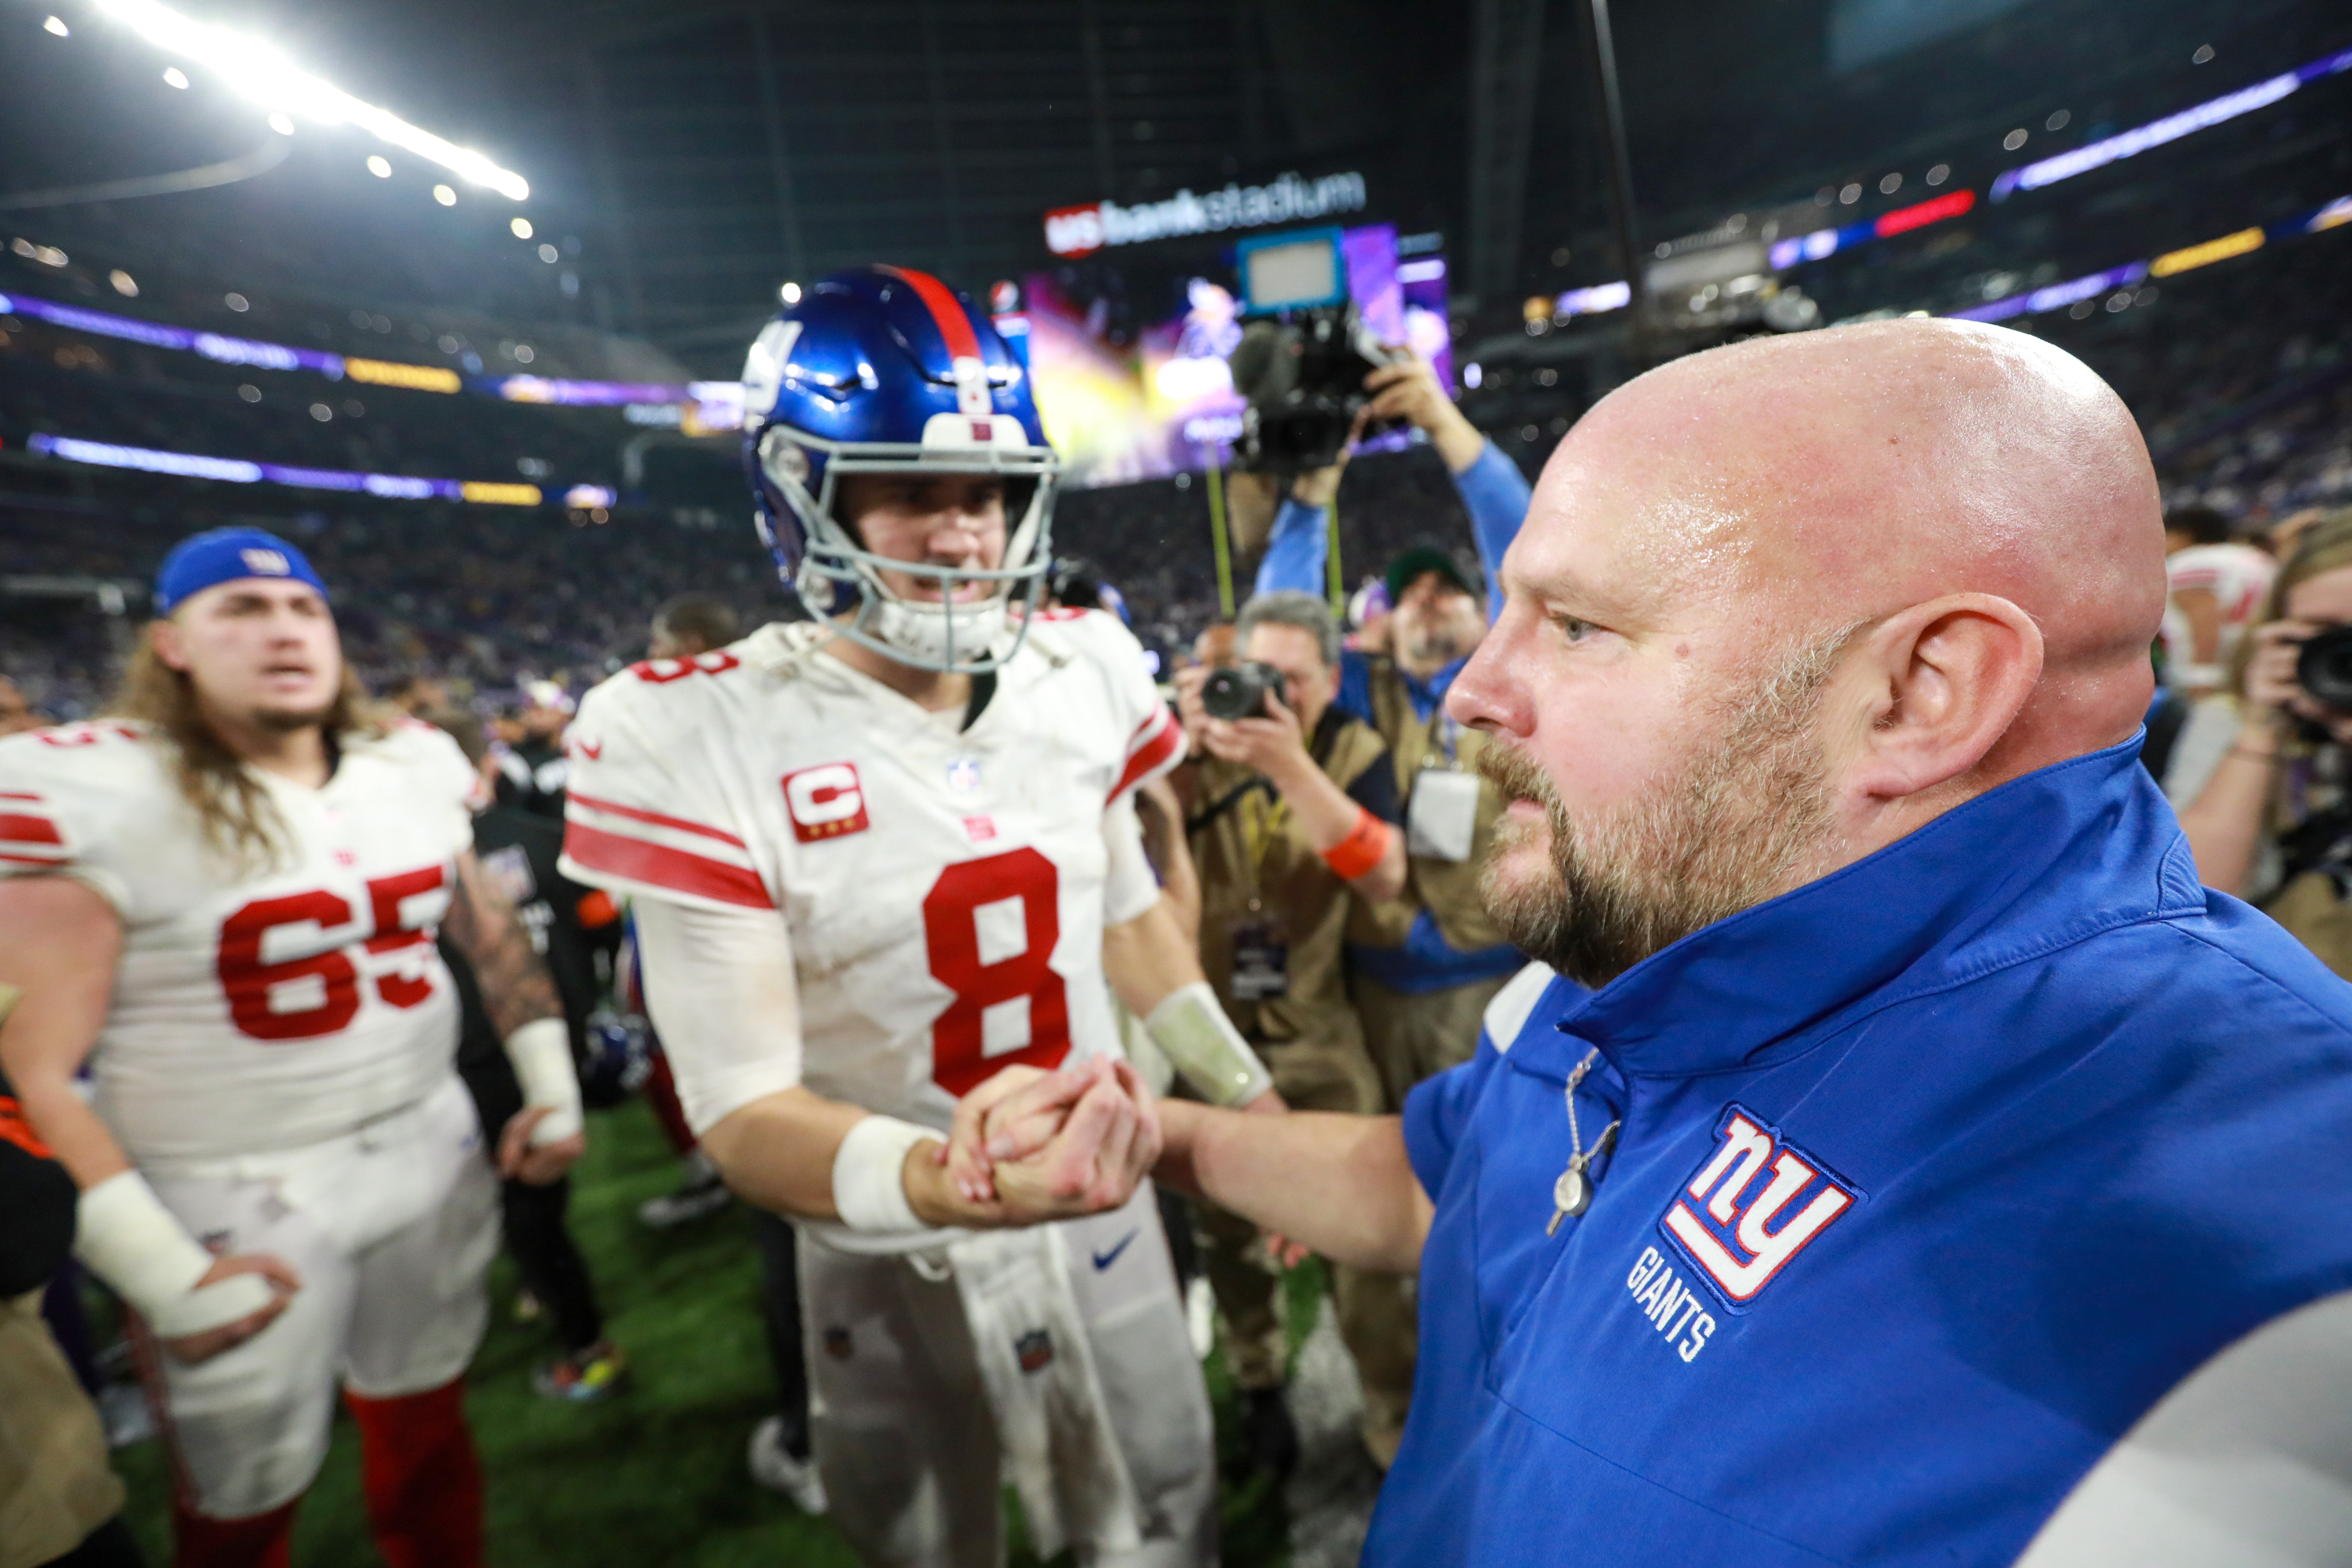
top-left (240, 548), bottom-right (290, 576)
top-left (1659, 1105), bottom-right (1858, 1311)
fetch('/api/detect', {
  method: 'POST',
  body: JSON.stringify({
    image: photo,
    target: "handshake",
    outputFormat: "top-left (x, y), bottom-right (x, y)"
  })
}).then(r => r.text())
top-left (911, 1057), bottom-right (1166, 1228)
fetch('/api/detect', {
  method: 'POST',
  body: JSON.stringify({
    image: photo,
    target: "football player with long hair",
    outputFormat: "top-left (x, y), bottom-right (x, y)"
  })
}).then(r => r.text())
top-left (559, 267), bottom-right (1278, 1567)
top-left (0, 531), bottom-right (586, 1568)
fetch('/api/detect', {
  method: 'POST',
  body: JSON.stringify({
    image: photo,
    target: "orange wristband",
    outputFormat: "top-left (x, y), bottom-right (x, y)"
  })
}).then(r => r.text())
top-left (1320, 807), bottom-right (1393, 881)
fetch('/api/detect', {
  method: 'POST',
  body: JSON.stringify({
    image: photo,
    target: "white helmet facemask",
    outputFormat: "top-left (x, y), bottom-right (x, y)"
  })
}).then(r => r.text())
top-left (756, 411), bottom-right (1060, 676)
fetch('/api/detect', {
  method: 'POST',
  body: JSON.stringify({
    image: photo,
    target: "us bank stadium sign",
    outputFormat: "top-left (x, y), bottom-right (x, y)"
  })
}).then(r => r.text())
top-left (1043, 170), bottom-right (1367, 257)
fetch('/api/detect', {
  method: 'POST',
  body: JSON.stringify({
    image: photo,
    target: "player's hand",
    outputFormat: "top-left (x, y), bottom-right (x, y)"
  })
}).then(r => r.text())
top-left (928, 1057), bottom-right (1161, 1224)
top-left (161, 1254), bottom-right (301, 1365)
top-left (498, 1106), bottom-right (586, 1186)
top-left (989, 1058), bottom-right (1162, 1221)
top-left (1202, 688), bottom-right (1311, 784)
top-left (940, 1062), bottom-right (1063, 1203)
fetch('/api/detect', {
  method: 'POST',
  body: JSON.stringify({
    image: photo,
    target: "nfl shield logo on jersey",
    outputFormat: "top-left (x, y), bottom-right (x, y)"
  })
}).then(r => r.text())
top-left (1015, 1329), bottom-right (1056, 1374)
top-left (1659, 1104), bottom-right (1858, 1311)
top-left (782, 762), bottom-right (872, 844)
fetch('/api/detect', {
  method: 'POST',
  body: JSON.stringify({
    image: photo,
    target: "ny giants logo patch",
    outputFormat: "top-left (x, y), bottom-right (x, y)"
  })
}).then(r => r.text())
top-left (1659, 1104), bottom-right (1858, 1311)
top-left (781, 762), bottom-right (870, 843)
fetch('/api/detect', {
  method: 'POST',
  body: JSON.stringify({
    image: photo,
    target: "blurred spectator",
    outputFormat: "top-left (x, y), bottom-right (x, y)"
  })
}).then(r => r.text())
top-left (0, 678), bottom-right (47, 738)
top-left (0, 984), bottom-right (145, 1568)
top-left (647, 594), bottom-right (740, 659)
top-left (495, 680), bottom-right (574, 819)
top-left (386, 674), bottom-right (451, 715)
top-left (427, 711), bottom-right (628, 1405)
top-left (2179, 510), bottom-right (2352, 976)
top-left (1174, 590), bottom-right (1409, 1474)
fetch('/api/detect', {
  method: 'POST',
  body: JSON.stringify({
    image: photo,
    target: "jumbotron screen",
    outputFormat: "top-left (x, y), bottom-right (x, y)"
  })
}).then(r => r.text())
top-left (1010, 223), bottom-right (1451, 489)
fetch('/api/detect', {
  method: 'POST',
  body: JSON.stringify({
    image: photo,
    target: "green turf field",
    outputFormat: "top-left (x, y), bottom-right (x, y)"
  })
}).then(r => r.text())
top-left (113, 1097), bottom-right (1330, 1566)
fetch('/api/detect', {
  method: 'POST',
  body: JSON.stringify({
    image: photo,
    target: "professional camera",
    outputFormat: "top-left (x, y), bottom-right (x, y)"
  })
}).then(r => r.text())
top-left (1202, 659), bottom-right (1286, 721)
top-left (2296, 626), bottom-right (2352, 711)
top-left (1226, 304), bottom-right (1407, 474)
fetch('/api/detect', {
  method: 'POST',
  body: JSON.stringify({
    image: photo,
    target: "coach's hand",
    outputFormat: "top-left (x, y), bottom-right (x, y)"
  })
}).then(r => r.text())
top-left (162, 1253), bottom-right (302, 1365)
top-left (924, 1057), bottom-right (1160, 1224)
top-left (498, 1106), bottom-right (586, 1186)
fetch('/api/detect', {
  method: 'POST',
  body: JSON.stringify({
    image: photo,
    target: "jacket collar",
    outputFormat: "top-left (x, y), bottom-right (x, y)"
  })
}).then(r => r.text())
top-left (1511, 735), bottom-right (2204, 1085)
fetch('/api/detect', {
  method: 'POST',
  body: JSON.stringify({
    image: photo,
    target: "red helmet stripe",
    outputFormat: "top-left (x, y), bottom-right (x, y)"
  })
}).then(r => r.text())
top-left (877, 265), bottom-right (982, 363)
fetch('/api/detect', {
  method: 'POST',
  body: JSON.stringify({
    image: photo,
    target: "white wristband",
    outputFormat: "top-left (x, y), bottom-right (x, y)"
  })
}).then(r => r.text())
top-left (75, 1171), bottom-right (274, 1337)
top-left (1147, 981), bottom-right (1275, 1107)
top-left (2177, 663), bottom-right (2227, 689)
top-left (504, 1017), bottom-right (584, 1147)
top-left (831, 1115), bottom-right (938, 1234)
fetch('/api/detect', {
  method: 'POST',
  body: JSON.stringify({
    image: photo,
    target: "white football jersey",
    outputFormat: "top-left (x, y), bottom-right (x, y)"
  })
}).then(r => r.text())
top-left (2163, 542), bottom-right (2275, 673)
top-left (558, 611), bottom-right (1184, 1133)
top-left (0, 719), bottom-right (479, 1165)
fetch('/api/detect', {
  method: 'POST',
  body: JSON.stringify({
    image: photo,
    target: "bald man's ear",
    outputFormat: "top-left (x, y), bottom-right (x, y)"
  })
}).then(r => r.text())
top-left (1842, 594), bottom-right (2043, 803)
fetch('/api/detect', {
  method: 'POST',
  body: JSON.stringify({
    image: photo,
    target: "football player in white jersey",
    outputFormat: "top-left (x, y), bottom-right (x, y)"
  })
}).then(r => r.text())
top-left (559, 266), bottom-right (1279, 1568)
top-left (0, 529), bottom-right (586, 1568)
top-left (2162, 505), bottom-right (2274, 698)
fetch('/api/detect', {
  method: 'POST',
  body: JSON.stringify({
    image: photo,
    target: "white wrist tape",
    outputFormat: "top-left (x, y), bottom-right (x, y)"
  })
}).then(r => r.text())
top-left (504, 1018), bottom-right (584, 1147)
top-left (2177, 663), bottom-right (2227, 689)
top-left (832, 1115), bottom-right (938, 1233)
top-left (1147, 981), bottom-right (1274, 1107)
top-left (75, 1171), bottom-right (274, 1338)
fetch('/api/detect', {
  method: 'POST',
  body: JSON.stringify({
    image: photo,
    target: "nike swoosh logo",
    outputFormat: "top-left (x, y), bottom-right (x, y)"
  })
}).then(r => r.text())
top-left (1092, 1229), bottom-right (1140, 1271)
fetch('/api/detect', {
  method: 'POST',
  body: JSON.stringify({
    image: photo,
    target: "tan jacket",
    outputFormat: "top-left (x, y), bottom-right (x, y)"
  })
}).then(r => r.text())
top-left (1189, 713), bottom-right (1392, 1051)
top-left (1345, 656), bottom-right (1511, 955)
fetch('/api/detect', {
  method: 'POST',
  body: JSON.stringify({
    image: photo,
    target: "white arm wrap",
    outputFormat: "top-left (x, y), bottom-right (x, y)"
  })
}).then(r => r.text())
top-left (75, 1170), bottom-right (274, 1338)
top-left (504, 1017), bottom-right (584, 1147)
top-left (831, 1115), bottom-right (939, 1234)
top-left (1147, 981), bottom-right (1274, 1107)
top-left (2176, 663), bottom-right (2227, 690)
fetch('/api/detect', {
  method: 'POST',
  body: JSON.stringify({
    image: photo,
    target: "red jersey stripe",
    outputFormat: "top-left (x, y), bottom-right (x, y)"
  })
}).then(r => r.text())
top-left (0, 851), bottom-right (62, 867)
top-left (0, 791), bottom-right (43, 802)
top-left (878, 265), bottom-right (982, 363)
top-left (564, 820), bottom-right (773, 910)
top-left (1112, 709), bottom-right (1183, 800)
top-left (568, 790), bottom-right (748, 849)
top-left (0, 813), bottom-right (62, 845)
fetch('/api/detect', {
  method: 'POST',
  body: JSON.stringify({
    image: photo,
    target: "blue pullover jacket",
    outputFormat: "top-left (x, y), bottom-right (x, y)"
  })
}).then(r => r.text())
top-left (1372, 736), bottom-right (2352, 1566)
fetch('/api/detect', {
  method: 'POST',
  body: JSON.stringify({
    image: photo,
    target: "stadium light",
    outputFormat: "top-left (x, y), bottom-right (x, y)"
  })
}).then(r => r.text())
top-left (93, 0), bottom-right (530, 201)
top-left (44, 15), bottom-right (69, 35)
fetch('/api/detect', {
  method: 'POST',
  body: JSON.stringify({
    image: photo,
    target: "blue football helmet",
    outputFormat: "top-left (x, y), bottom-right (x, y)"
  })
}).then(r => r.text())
top-left (741, 265), bottom-right (1060, 673)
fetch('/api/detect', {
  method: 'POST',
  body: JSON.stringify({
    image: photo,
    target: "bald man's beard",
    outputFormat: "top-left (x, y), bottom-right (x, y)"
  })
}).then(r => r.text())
top-left (1477, 642), bottom-right (1845, 989)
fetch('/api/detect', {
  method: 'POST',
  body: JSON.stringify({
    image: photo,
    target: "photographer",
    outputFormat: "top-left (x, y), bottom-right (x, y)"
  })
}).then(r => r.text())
top-left (2179, 509), bottom-right (2352, 971)
top-left (1252, 355), bottom-right (1535, 1111)
top-left (1172, 590), bottom-right (1412, 1474)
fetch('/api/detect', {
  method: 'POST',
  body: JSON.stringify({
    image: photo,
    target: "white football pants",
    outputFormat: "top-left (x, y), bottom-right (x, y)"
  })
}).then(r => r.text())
top-left (133, 1073), bottom-right (499, 1518)
top-left (799, 1182), bottom-right (1218, 1568)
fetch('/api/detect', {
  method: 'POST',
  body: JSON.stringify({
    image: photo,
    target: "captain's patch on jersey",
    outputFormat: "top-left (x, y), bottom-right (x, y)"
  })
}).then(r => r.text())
top-left (1659, 1104), bottom-right (1857, 1310)
top-left (781, 762), bottom-right (870, 843)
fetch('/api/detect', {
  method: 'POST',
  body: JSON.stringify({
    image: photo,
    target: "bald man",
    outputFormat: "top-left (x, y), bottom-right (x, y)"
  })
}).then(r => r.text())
top-left (961, 319), bottom-right (2352, 1565)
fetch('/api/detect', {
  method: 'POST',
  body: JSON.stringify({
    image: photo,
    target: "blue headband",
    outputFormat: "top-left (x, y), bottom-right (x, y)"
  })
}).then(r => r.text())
top-left (153, 528), bottom-right (329, 615)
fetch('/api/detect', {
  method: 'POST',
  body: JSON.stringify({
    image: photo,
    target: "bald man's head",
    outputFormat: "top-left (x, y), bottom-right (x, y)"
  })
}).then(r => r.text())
top-left (1451, 318), bottom-right (2166, 986)
top-left (1544, 318), bottom-right (2163, 754)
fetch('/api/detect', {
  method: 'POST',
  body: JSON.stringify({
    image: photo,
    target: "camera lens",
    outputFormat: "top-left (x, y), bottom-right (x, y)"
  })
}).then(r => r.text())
top-left (1202, 662), bottom-right (1274, 721)
top-left (2296, 626), bottom-right (2352, 712)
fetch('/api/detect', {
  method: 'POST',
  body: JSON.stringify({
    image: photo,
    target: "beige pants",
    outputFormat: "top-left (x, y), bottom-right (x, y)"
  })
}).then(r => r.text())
top-left (0, 1290), bottom-right (126, 1568)
top-left (1197, 1026), bottom-right (1418, 1457)
top-left (799, 1185), bottom-right (1215, 1568)
top-left (1354, 971), bottom-right (1516, 1113)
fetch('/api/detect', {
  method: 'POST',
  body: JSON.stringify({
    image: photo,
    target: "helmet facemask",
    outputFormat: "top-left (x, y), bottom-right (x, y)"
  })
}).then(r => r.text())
top-left (756, 417), bottom-right (1059, 675)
